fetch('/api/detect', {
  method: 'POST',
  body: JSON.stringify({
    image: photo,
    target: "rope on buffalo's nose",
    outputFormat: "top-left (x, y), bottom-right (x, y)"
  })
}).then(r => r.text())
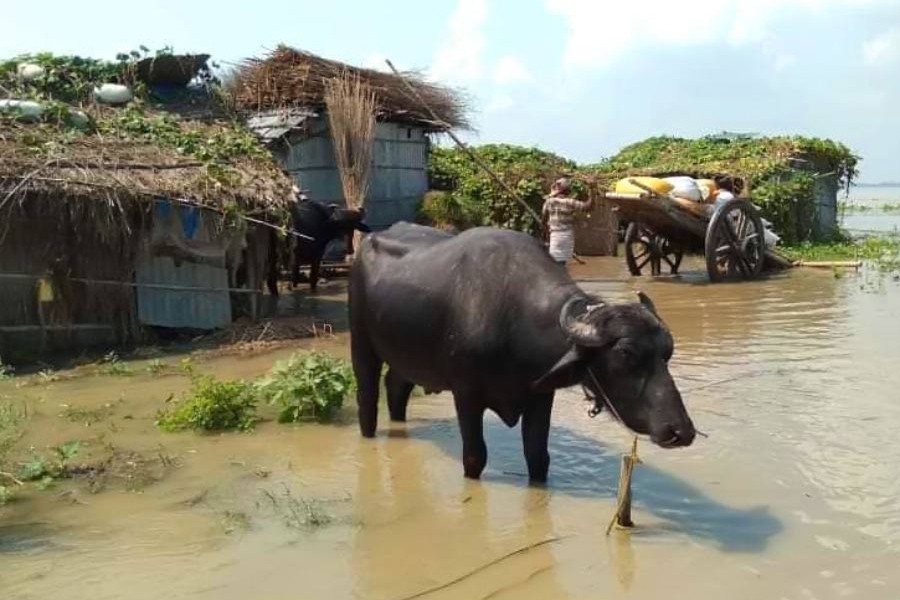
top-left (582, 384), bottom-right (602, 418)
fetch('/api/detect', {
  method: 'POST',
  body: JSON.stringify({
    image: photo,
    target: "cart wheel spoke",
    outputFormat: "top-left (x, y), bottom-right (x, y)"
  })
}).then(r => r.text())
top-left (706, 199), bottom-right (766, 282)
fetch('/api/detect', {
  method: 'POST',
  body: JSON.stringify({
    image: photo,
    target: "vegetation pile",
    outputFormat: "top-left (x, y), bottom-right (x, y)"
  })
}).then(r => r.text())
top-left (588, 134), bottom-right (860, 244)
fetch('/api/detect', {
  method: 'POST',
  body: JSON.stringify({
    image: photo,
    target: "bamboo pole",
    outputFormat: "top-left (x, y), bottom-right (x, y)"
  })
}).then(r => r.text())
top-left (794, 260), bottom-right (862, 269)
top-left (385, 59), bottom-right (546, 236)
top-left (607, 437), bottom-right (641, 534)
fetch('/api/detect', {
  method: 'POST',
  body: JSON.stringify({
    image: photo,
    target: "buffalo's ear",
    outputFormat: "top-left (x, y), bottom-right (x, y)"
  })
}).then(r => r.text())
top-left (356, 222), bottom-right (372, 233)
top-left (532, 346), bottom-right (587, 392)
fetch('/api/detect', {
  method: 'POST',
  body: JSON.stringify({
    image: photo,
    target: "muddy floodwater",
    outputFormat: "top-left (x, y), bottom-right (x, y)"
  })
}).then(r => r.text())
top-left (2, 257), bottom-right (900, 599)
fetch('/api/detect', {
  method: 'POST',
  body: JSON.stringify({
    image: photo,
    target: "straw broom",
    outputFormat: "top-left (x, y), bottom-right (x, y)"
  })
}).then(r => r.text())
top-left (325, 72), bottom-right (376, 258)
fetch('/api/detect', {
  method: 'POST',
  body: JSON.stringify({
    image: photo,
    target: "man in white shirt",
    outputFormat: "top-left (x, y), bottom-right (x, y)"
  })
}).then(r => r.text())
top-left (541, 178), bottom-right (592, 266)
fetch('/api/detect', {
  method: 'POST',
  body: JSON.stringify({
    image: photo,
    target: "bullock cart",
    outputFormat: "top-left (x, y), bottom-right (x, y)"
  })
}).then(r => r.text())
top-left (601, 179), bottom-right (790, 282)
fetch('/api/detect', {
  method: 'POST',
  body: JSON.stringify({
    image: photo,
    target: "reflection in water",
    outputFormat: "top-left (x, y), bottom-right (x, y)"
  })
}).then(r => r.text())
top-left (409, 417), bottom-right (782, 553)
top-left (608, 531), bottom-right (636, 592)
top-left (350, 425), bottom-right (569, 600)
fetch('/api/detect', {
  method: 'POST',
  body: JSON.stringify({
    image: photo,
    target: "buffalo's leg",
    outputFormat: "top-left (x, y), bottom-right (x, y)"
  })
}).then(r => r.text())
top-left (309, 258), bottom-right (321, 292)
top-left (522, 393), bottom-right (554, 483)
top-left (352, 331), bottom-right (383, 438)
top-left (386, 368), bottom-right (414, 422)
top-left (453, 393), bottom-right (487, 479)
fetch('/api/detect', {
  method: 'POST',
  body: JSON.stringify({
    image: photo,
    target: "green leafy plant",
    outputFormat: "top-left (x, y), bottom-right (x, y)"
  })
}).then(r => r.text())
top-left (752, 172), bottom-right (817, 245)
top-left (97, 105), bottom-right (269, 164)
top-left (0, 359), bottom-right (13, 381)
top-left (16, 441), bottom-right (81, 484)
top-left (254, 352), bottom-right (354, 423)
top-left (98, 351), bottom-right (133, 376)
top-left (157, 375), bottom-right (257, 432)
top-left (426, 144), bottom-right (580, 234)
top-left (146, 359), bottom-right (170, 376)
top-left (0, 53), bottom-right (128, 105)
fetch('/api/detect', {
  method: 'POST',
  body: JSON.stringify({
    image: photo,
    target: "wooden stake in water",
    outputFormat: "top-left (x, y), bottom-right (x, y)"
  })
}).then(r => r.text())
top-left (607, 437), bottom-right (640, 534)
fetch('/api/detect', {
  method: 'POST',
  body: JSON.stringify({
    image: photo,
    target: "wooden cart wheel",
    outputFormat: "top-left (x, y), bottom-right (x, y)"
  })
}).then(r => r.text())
top-left (625, 223), bottom-right (683, 276)
top-left (705, 198), bottom-right (766, 282)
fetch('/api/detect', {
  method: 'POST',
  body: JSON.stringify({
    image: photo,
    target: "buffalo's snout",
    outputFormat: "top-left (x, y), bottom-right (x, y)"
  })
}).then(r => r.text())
top-left (651, 419), bottom-right (696, 448)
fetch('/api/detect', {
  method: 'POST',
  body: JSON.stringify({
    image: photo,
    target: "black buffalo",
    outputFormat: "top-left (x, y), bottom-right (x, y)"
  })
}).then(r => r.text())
top-left (349, 223), bottom-right (696, 482)
top-left (289, 199), bottom-right (371, 291)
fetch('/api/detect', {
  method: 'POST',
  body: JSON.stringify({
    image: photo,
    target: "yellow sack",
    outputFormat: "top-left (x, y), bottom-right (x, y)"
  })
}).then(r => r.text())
top-left (37, 278), bottom-right (55, 302)
top-left (614, 177), bottom-right (674, 195)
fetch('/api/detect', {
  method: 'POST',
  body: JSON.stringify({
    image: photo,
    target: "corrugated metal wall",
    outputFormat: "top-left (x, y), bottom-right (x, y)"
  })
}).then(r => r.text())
top-left (135, 202), bottom-right (232, 330)
top-left (282, 117), bottom-right (428, 230)
top-left (814, 173), bottom-right (839, 236)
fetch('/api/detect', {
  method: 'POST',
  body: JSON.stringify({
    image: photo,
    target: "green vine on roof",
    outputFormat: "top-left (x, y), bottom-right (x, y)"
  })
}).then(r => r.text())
top-left (586, 134), bottom-right (860, 243)
top-left (97, 106), bottom-right (268, 163)
top-left (591, 134), bottom-right (859, 189)
top-left (0, 47), bottom-right (220, 107)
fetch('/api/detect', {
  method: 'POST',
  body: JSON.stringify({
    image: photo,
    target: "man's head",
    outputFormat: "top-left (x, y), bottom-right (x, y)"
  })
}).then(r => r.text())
top-left (552, 177), bottom-right (572, 196)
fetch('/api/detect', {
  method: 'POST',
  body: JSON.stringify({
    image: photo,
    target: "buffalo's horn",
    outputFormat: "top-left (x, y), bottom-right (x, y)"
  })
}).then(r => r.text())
top-left (559, 296), bottom-right (605, 347)
top-left (636, 290), bottom-right (659, 316)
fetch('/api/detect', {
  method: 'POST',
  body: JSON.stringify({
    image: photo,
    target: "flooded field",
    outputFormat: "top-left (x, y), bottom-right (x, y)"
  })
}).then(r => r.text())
top-left (841, 185), bottom-right (900, 235)
top-left (2, 257), bottom-right (900, 600)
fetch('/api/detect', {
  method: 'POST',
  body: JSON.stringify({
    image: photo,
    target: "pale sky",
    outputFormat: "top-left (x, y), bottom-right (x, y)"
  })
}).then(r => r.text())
top-left (3, 0), bottom-right (899, 181)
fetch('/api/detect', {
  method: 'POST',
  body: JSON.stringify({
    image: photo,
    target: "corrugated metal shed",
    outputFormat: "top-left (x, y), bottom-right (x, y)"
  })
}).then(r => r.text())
top-left (264, 115), bottom-right (429, 231)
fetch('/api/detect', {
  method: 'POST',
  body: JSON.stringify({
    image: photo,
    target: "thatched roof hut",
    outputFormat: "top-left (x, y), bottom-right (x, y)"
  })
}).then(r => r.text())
top-left (227, 47), bottom-right (471, 239)
top-left (0, 109), bottom-right (293, 217)
top-left (0, 52), bottom-right (297, 363)
top-left (228, 46), bottom-right (471, 131)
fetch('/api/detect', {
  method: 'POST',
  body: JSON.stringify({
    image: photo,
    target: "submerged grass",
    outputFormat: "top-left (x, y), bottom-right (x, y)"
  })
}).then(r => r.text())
top-left (781, 236), bottom-right (900, 266)
top-left (1, 401), bottom-right (28, 503)
top-left (1, 402), bottom-right (27, 463)
top-left (840, 202), bottom-right (900, 214)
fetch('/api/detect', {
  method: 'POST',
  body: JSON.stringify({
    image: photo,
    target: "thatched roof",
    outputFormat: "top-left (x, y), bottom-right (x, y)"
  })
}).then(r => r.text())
top-left (228, 46), bottom-right (471, 130)
top-left (0, 107), bottom-right (294, 215)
